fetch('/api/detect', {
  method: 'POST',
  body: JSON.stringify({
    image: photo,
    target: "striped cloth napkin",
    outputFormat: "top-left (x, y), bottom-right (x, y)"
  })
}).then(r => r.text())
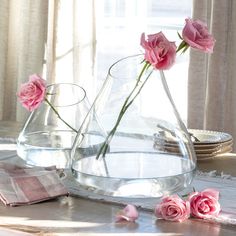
top-left (0, 163), bottom-right (69, 206)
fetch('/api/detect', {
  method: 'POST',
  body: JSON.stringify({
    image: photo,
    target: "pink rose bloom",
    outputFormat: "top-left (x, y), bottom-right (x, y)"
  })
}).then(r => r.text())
top-left (154, 195), bottom-right (190, 222)
top-left (188, 188), bottom-right (221, 219)
top-left (182, 18), bottom-right (215, 53)
top-left (17, 74), bottom-right (47, 112)
top-left (115, 204), bottom-right (139, 222)
top-left (140, 32), bottom-right (176, 70)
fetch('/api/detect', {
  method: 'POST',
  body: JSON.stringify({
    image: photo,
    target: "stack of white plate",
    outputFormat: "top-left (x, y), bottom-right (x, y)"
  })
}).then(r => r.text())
top-left (153, 129), bottom-right (233, 161)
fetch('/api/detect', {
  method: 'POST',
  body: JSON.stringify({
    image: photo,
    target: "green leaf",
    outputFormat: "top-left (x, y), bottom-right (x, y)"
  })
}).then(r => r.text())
top-left (176, 40), bottom-right (189, 54)
top-left (140, 58), bottom-right (146, 64)
top-left (177, 31), bottom-right (183, 40)
top-left (182, 45), bottom-right (189, 54)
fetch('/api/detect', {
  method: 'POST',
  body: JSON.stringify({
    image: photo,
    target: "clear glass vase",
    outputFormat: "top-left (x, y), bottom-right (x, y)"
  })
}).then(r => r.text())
top-left (17, 83), bottom-right (89, 168)
top-left (71, 55), bottom-right (197, 198)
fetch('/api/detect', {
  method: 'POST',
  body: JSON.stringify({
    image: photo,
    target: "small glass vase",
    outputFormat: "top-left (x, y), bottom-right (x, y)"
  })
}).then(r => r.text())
top-left (71, 55), bottom-right (197, 198)
top-left (17, 83), bottom-right (89, 168)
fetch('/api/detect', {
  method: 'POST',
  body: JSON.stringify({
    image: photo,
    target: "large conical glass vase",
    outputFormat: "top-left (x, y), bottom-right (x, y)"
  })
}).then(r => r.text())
top-left (71, 54), bottom-right (197, 198)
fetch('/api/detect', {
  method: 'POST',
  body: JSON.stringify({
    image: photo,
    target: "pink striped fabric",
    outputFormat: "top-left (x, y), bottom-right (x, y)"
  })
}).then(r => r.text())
top-left (0, 163), bottom-right (69, 206)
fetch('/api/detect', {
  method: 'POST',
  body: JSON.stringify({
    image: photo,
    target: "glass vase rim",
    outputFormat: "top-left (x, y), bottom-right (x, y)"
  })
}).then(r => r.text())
top-left (108, 54), bottom-right (145, 79)
top-left (46, 82), bottom-right (87, 107)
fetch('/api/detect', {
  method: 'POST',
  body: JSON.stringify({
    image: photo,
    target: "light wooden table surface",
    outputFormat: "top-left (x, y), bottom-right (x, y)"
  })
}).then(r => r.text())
top-left (0, 121), bottom-right (236, 235)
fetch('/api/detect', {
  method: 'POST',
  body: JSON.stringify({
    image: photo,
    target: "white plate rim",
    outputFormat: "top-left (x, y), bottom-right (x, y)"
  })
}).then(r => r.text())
top-left (188, 129), bottom-right (233, 145)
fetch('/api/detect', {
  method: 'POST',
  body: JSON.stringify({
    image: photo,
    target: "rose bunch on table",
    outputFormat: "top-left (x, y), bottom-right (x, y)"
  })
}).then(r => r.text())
top-left (115, 188), bottom-right (221, 223)
top-left (97, 18), bottom-right (216, 159)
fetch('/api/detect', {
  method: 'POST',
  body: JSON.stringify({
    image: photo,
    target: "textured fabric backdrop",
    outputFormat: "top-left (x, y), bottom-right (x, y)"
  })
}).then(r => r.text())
top-left (188, 0), bottom-right (236, 151)
top-left (0, 0), bottom-right (96, 123)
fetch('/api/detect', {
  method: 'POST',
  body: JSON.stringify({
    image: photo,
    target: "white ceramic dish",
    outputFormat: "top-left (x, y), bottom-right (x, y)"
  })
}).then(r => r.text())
top-left (189, 129), bottom-right (233, 145)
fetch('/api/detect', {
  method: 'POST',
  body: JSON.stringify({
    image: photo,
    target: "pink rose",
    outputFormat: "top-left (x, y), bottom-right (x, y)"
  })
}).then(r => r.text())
top-left (17, 74), bottom-right (47, 112)
top-left (115, 204), bottom-right (139, 222)
top-left (154, 195), bottom-right (190, 222)
top-left (182, 18), bottom-right (215, 53)
top-left (140, 32), bottom-right (176, 70)
top-left (188, 188), bottom-right (221, 219)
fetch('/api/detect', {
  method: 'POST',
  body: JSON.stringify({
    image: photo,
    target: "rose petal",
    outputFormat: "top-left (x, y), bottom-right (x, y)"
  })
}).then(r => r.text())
top-left (115, 204), bottom-right (139, 222)
top-left (201, 188), bottom-right (220, 200)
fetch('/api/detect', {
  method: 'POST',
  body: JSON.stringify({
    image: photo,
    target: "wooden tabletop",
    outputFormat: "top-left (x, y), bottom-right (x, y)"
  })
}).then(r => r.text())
top-left (0, 196), bottom-right (236, 236)
top-left (0, 121), bottom-right (236, 235)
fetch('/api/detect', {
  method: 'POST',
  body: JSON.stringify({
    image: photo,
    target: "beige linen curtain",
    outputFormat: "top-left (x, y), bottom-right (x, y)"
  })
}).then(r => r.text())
top-left (188, 0), bottom-right (236, 150)
top-left (0, 0), bottom-right (96, 123)
top-left (0, 0), bottom-right (48, 122)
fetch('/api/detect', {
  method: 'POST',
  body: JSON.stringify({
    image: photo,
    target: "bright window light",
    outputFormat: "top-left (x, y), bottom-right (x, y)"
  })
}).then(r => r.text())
top-left (95, 0), bottom-right (192, 124)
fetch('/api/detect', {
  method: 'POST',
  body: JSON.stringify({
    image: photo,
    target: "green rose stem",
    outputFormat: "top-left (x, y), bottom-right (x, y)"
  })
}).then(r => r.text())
top-left (96, 61), bottom-right (153, 159)
top-left (44, 97), bottom-right (77, 133)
